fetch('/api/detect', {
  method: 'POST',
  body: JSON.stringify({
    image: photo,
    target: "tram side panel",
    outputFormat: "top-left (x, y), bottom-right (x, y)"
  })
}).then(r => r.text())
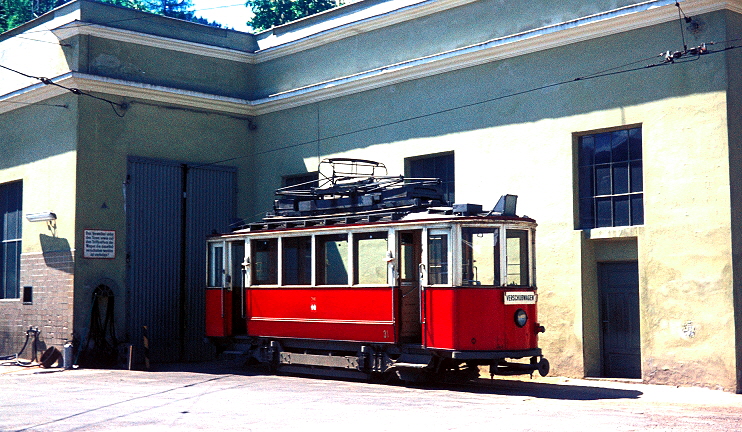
top-left (246, 286), bottom-right (396, 343)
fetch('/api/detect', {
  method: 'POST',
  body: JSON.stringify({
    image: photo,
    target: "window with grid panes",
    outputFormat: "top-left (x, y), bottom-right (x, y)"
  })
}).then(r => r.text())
top-left (407, 153), bottom-right (454, 205)
top-left (578, 128), bottom-right (643, 229)
top-left (1, 181), bottom-right (22, 299)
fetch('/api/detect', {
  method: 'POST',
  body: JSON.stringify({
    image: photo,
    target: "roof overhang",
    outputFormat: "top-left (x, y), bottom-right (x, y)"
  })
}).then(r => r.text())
top-left (2, 0), bottom-right (740, 116)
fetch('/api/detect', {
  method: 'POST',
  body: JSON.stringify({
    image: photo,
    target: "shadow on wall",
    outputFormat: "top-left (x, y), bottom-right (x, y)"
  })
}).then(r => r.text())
top-left (39, 234), bottom-right (74, 274)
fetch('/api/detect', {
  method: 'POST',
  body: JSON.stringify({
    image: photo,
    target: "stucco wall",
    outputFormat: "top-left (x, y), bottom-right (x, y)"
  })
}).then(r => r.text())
top-left (724, 10), bottom-right (742, 393)
top-left (248, 11), bottom-right (737, 389)
top-left (254, 0), bottom-right (654, 98)
top-left (0, 93), bottom-right (78, 356)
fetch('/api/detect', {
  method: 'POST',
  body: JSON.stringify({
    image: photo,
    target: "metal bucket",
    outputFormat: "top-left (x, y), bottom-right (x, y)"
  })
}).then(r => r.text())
top-left (63, 342), bottom-right (74, 369)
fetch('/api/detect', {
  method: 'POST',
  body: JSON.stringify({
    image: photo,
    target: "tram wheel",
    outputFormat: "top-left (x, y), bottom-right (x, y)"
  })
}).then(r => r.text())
top-left (538, 357), bottom-right (550, 377)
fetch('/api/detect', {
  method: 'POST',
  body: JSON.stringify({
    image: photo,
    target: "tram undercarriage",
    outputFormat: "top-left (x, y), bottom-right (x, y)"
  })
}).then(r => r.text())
top-left (216, 336), bottom-right (549, 383)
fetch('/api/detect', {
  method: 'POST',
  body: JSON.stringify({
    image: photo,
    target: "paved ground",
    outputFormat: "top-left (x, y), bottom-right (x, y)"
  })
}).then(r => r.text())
top-left (1, 360), bottom-right (741, 431)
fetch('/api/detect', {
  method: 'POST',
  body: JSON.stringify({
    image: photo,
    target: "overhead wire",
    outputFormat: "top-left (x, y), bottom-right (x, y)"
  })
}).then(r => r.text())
top-left (0, 63), bottom-right (128, 116)
top-left (195, 41), bottom-right (733, 169)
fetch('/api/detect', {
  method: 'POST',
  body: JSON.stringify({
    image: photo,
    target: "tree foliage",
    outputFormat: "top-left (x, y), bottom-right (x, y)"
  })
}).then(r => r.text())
top-left (246, 0), bottom-right (339, 32)
top-left (0, 0), bottom-right (222, 33)
top-left (0, 0), bottom-right (69, 32)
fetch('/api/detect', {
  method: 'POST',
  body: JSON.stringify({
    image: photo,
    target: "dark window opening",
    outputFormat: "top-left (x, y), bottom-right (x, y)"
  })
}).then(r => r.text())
top-left (282, 236), bottom-right (312, 285)
top-left (252, 239), bottom-right (278, 285)
top-left (1, 181), bottom-right (22, 299)
top-left (407, 153), bottom-right (454, 205)
top-left (578, 128), bottom-right (643, 229)
top-left (282, 172), bottom-right (319, 190)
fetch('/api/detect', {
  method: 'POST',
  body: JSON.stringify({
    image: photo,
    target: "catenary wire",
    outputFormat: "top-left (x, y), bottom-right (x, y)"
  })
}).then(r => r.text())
top-left (193, 43), bottom-right (733, 169)
top-left (0, 63), bottom-right (128, 116)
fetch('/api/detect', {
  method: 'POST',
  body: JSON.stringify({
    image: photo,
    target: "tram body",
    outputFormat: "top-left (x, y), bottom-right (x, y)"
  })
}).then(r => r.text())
top-left (206, 208), bottom-right (548, 380)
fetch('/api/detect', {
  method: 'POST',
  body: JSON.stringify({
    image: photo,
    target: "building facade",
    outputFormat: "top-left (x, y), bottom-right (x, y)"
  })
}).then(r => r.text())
top-left (1, 0), bottom-right (741, 391)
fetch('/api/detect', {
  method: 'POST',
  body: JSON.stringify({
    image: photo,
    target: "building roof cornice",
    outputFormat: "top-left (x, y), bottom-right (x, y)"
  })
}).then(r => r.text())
top-left (253, 0), bottom-right (740, 113)
top-left (51, 23), bottom-right (258, 64)
top-left (1, 0), bottom-right (739, 116)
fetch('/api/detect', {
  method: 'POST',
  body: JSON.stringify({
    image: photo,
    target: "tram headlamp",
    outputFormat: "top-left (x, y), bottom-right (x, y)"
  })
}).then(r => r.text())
top-left (514, 309), bottom-right (528, 328)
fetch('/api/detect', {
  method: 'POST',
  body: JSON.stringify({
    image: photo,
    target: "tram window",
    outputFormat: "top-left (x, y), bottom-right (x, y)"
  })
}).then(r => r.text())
top-left (462, 227), bottom-right (500, 286)
top-left (208, 243), bottom-right (224, 287)
top-left (400, 233), bottom-right (415, 282)
top-left (316, 234), bottom-right (349, 285)
top-left (252, 239), bottom-right (278, 285)
top-left (506, 230), bottom-right (529, 286)
top-left (283, 236), bottom-right (312, 285)
top-left (231, 242), bottom-right (245, 288)
top-left (428, 231), bottom-right (449, 285)
top-left (354, 232), bottom-right (388, 285)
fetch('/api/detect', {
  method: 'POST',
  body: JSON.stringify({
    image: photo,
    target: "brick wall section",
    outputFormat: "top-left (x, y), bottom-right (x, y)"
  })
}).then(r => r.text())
top-left (0, 251), bottom-right (74, 358)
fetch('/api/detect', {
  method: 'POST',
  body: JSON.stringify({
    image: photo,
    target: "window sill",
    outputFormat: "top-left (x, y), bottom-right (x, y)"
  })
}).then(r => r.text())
top-left (581, 225), bottom-right (644, 239)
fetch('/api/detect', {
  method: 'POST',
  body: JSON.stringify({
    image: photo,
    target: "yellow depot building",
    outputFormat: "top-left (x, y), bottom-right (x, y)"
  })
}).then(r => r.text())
top-left (1, 0), bottom-right (741, 391)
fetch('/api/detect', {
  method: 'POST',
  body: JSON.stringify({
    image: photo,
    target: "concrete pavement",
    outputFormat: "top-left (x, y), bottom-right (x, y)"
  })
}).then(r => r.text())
top-left (1, 359), bottom-right (741, 431)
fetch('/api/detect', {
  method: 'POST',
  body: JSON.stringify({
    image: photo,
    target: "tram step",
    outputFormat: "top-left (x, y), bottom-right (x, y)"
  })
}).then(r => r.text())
top-left (222, 350), bottom-right (248, 359)
top-left (393, 362), bottom-right (429, 369)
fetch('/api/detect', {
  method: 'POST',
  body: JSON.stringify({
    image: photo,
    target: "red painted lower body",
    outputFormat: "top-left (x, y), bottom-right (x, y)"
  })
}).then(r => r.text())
top-left (212, 285), bottom-right (539, 355)
top-left (424, 287), bottom-right (538, 351)
top-left (205, 288), bottom-right (233, 337)
top-left (246, 287), bottom-right (396, 343)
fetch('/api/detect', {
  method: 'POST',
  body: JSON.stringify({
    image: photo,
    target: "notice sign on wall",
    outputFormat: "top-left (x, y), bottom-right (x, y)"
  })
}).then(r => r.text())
top-left (84, 230), bottom-right (116, 259)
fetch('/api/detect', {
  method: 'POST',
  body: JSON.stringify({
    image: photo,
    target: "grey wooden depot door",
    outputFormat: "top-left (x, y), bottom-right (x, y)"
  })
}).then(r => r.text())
top-left (599, 261), bottom-right (641, 378)
top-left (126, 157), bottom-right (235, 363)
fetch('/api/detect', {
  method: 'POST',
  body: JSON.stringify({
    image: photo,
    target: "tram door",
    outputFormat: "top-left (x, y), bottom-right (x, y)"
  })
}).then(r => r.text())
top-left (205, 241), bottom-right (246, 337)
top-left (398, 231), bottom-right (422, 343)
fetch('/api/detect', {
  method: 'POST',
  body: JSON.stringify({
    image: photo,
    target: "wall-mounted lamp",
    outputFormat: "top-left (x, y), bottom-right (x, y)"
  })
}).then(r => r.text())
top-left (26, 211), bottom-right (57, 222)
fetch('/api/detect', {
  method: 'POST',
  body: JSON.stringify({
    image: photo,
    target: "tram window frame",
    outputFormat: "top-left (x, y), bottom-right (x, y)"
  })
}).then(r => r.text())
top-left (461, 227), bottom-right (500, 286)
top-left (252, 238), bottom-right (278, 285)
top-left (353, 231), bottom-right (389, 285)
top-left (207, 242), bottom-right (225, 288)
top-left (505, 229), bottom-right (530, 286)
top-left (282, 236), bottom-right (312, 286)
top-left (316, 234), bottom-right (350, 285)
top-left (427, 229), bottom-right (450, 285)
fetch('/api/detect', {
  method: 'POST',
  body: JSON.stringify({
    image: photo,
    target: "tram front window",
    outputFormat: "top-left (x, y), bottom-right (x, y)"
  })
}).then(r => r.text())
top-left (428, 231), bottom-right (449, 285)
top-left (506, 230), bottom-right (529, 286)
top-left (462, 227), bottom-right (500, 286)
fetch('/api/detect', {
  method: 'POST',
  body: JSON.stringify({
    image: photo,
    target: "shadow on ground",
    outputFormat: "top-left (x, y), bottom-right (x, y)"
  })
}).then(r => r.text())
top-left (137, 359), bottom-right (643, 402)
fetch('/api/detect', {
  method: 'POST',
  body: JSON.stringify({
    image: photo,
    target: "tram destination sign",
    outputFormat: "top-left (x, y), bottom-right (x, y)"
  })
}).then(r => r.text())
top-left (504, 291), bottom-right (537, 305)
top-left (84, 229), bottom-right (116, 259)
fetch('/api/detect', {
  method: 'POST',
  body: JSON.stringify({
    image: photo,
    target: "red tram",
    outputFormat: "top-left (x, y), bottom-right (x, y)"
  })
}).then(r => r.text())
top-left (205, 159), bottom-right (549, 381)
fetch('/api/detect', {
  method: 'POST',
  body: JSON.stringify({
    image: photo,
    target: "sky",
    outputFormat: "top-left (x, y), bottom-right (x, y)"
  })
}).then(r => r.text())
top-left (190, 1), bottom-right (254, 32)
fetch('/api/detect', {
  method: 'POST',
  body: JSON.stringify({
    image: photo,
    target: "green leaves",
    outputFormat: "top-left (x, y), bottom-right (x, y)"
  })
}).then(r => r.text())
top-left (0, 0), bottom-right (220, 33)
top-left (246, 0), bottom-right (339, 32)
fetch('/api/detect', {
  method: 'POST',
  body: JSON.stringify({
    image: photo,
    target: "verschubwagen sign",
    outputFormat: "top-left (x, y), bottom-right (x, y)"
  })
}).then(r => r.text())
top-left (504, 291), bottom-right (537, 305)
top-left (84, 229), bottom-right (116, 259)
